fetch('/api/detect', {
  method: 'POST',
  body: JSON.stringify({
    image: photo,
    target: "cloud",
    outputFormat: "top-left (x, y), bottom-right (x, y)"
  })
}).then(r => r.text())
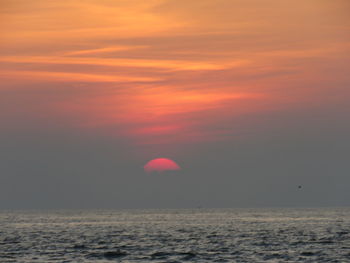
top-left (1, 0), bottom-right (349, 150)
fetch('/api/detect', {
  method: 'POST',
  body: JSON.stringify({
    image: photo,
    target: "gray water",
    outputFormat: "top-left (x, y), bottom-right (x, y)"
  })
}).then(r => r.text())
top-left (0, 208), bottom-right (349, 262)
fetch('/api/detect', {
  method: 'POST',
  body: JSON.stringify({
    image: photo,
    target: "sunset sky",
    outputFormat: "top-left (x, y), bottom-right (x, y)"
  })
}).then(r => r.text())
top-left (1, 0), bottom-right (349, 208)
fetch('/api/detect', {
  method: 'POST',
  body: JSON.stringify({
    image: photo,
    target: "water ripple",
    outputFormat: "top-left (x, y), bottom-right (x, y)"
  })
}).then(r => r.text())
top-left (0, 208), bottom-right (349, 262)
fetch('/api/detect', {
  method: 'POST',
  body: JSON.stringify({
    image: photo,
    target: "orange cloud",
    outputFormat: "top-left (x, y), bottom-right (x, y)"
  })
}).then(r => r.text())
top-left (1, 0), bottom-right (349, 152)
top-left (0, 56), bottom-right (237, 71)
top-left (0, 70), bottom-right (160, 84)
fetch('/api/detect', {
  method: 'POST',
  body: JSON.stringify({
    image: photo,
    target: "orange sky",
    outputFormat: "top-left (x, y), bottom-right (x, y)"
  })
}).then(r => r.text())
top-left (1, 0), bottom-right (349, 156)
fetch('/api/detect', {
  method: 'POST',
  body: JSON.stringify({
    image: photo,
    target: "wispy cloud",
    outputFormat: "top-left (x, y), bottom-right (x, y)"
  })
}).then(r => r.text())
top-left (0, 70), bottom-right (161, 84)
top-left (1, 0), bottom-right (349, 149)
top-left (0, 56), bottom-right (240, 71)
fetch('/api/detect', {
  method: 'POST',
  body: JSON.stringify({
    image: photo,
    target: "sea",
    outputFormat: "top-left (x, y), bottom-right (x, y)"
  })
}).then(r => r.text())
top-left (0, 208), bottom-right (349, 262)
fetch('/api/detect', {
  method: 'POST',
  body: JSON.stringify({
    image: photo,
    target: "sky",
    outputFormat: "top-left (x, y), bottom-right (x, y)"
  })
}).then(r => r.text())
top-left (0, 0), bottom-right (349, 209)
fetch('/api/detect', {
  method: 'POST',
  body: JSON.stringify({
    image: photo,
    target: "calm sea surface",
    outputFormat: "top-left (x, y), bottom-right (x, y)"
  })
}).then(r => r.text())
top-left (0, 208), bottom-right (349, 262)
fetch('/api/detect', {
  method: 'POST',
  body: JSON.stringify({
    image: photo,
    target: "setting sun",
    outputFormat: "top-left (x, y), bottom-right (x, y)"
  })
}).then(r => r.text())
top-left (144, 158), bottom-right (181, 173)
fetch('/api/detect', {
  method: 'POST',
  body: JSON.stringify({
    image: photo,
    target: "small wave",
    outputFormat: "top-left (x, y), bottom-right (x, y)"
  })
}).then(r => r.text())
top-left (150, 251), bottom-right (171, 259)
top-left (87, 249), bottom-right (128, 259)
top-left (72, 244), bottom-right (86, 249)
top-left (300, 251), bottom-right (316, 256)
top-left (179, 251), bottom-right (196, 260)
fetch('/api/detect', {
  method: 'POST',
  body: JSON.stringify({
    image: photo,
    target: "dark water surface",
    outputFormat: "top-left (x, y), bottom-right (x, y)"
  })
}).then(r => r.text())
top-left (0, 208), bottom-right (349, 262)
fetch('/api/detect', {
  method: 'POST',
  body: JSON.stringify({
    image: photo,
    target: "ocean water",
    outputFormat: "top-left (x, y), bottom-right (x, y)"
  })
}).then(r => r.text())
top-left (0, 208), bottom-right (349, 262)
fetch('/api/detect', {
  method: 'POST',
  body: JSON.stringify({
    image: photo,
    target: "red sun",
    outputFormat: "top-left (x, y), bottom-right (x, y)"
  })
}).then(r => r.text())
top-left (144, 158), bottom-right (181, 173)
